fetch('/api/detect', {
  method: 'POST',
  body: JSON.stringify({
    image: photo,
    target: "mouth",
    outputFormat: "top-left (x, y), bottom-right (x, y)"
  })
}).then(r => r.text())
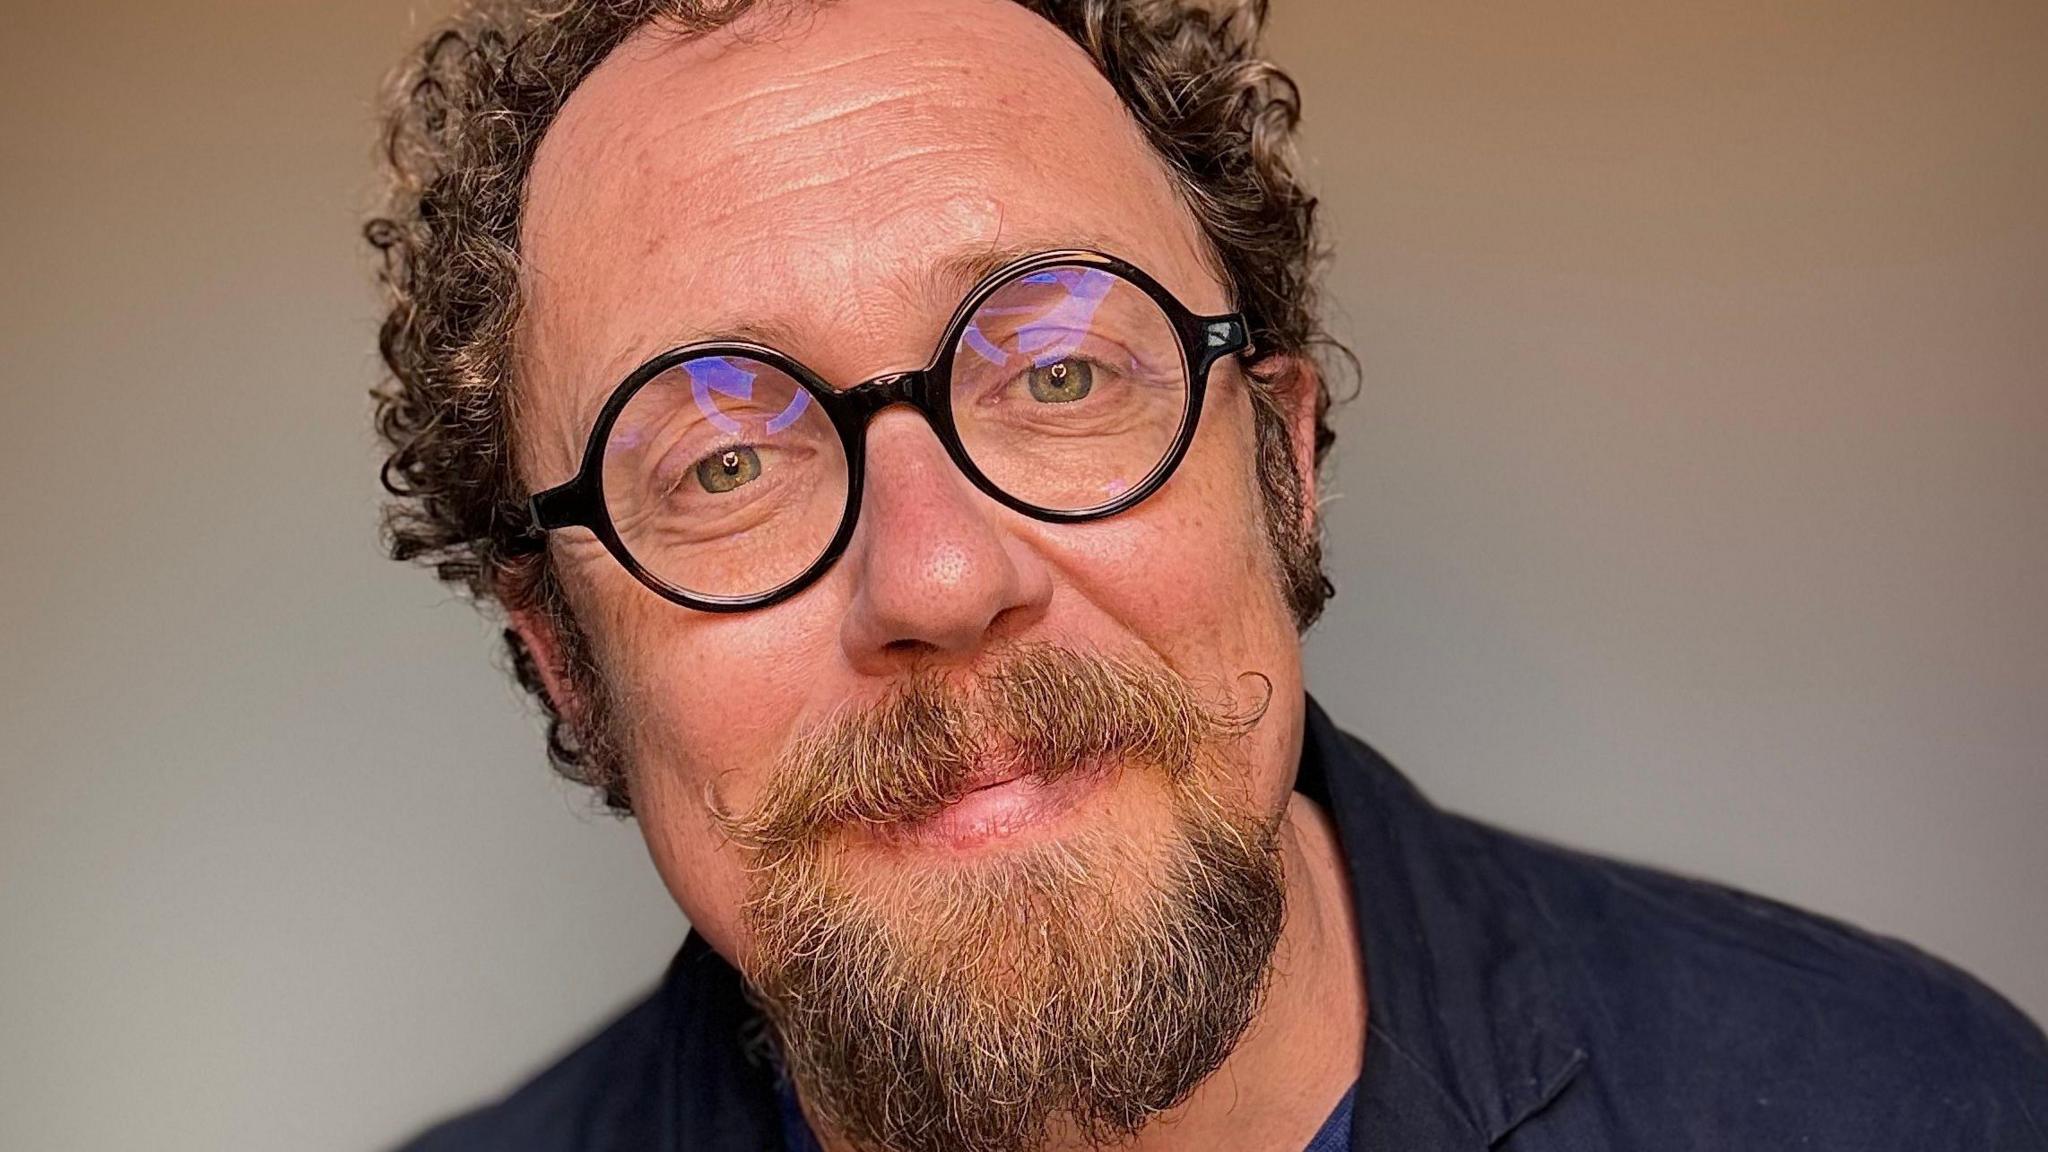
top-left (875, 760), bottom-right (1113, 853)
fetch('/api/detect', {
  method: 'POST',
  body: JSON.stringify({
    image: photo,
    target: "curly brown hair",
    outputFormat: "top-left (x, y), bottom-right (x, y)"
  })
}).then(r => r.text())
top-left (366, 0), bottom-right (1344, 812)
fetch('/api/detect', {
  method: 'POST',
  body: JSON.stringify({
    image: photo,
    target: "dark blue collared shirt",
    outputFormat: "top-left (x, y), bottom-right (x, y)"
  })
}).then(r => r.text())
top-left (403, 697), bottom-right (2048, 1151)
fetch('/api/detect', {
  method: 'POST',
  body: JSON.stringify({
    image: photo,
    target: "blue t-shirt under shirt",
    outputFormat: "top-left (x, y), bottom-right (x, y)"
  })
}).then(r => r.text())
top-left (1301, 1078), bottom-right (1357, 1152)
top-left (772, 1072), bottom-right (1356, 1151)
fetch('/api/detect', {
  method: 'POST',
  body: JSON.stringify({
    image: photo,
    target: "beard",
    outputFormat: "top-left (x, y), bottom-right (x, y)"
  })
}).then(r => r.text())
top-left (701, 643), bottom-right (1289, 1152)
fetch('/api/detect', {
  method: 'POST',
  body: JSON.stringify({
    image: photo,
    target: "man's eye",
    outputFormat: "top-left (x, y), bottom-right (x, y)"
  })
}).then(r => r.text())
top-left (1026, 358), bottom-right (1094, 404)
top-left (693, 445), bottom-right (762, 493)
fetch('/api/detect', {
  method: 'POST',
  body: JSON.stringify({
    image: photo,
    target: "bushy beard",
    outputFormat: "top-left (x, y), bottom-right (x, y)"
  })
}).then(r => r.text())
top-left (707, 644), bottom-right (1288, 1152)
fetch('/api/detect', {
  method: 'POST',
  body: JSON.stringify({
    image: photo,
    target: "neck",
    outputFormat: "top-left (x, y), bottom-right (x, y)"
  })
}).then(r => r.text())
top-left (1113, 791), bottom-right (1367, 1152)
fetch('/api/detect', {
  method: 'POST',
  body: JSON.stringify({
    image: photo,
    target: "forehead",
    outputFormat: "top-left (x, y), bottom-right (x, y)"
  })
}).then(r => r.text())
top-left (517, 0), bottom-right (1219, 425)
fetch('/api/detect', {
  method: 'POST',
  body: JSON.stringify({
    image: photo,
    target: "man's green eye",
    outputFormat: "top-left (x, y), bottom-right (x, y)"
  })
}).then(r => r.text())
top-left (1025, 358), bottom-right (1094, 403)
top-left (694, 445), bottom-right (762, 493)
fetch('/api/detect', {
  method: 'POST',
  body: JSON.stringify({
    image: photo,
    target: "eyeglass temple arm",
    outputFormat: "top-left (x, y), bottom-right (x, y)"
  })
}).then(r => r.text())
top-left (1195, 314), bottom-right (1252, 374)
top-left (530, 478), bottom-right (594, 532)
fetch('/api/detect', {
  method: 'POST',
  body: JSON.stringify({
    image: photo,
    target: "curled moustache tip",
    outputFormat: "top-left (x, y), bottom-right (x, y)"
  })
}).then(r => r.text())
top-left (1231, 670), bottom-right (1275, 731)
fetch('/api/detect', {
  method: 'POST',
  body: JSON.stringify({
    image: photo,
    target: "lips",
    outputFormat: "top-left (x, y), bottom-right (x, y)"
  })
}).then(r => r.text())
top-left (879, 760), bottom-right (1110, 852)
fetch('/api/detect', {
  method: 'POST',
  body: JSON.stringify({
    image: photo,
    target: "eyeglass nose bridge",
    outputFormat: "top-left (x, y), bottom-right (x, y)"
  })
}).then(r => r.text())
top-left (839, 367), bottom-right (937, 423)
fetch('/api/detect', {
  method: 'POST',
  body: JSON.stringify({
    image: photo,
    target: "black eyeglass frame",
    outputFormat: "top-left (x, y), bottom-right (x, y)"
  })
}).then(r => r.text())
top-left (528, 248), bottom-right (1252, 612)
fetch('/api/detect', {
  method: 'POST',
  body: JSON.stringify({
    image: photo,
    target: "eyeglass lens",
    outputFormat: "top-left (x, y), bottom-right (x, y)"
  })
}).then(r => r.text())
top-left (597, 263), bottom-right (1190, 601)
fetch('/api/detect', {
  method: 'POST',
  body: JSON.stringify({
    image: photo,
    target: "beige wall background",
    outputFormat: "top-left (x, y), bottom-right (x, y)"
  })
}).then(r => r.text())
top-left (1, 1), bottom-right (2041, 1149)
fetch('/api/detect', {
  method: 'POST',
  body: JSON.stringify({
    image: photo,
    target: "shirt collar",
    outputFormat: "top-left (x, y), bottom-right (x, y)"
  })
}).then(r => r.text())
top-left (1297, 695), bottom-right (1591, 1150)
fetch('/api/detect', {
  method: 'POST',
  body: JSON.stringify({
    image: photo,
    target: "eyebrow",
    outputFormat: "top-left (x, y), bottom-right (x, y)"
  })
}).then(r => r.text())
top-left (591, 230), bottom-right (1144, 395)
top-left (928, 232), bottom-right (1137, 296)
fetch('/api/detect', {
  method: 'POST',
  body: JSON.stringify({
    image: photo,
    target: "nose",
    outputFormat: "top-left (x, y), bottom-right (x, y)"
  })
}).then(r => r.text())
top-left (837, 409), bottom-right (1051, 672)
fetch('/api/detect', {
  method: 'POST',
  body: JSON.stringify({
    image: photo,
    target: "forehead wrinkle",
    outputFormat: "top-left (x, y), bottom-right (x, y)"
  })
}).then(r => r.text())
top-left (686, 141), bottom-right (1007, 235)
top-left (625, 55), bottom-right (973, 165)
top-left (679, 35), bottom-right (908, 93)
top-left (680, 54), bottom-right (957, 130)
top-left (723, 81), bottom-right (964, 152)
top-left (621, 69), bottom-right (1005, 196)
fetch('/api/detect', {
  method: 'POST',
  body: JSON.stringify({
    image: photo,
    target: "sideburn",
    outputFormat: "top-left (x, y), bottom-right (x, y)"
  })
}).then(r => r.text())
top-left (1246, 359), bottom-right (1329, 631)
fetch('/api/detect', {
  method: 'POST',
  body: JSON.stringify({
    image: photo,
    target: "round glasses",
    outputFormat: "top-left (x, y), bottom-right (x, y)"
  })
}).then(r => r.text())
top-left (528, 250), bottom-right (1250, 611)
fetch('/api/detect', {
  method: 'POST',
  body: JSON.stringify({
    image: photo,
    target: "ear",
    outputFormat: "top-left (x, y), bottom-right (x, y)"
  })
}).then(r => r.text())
top-left (1261, 351), bottom-right (1323, 525)
top-left (506, 601), bottom-right (586, 728)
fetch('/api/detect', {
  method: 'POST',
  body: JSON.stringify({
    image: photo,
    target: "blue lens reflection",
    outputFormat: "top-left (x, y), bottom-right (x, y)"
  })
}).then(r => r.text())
top-left (962, 267), bottom-right (1116, 369)
top-left (686, 356), bottom-right (812, 435)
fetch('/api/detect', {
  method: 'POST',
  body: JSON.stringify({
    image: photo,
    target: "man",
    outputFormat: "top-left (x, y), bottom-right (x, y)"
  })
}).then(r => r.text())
top-left (366, 1), bottom-right (2048, 1149)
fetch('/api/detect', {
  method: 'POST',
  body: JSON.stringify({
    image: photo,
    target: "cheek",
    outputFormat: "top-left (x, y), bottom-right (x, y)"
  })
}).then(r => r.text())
top-left (1059, 383), bottom-right (1287, 644)
top-left (577, 571), bottom-right (846, 964)
top-left (1040, 381), bottom-right (1305, 807)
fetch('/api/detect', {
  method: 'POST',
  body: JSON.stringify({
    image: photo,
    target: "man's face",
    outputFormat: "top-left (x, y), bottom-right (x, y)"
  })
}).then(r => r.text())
top-left (515, 0), bottom-right (1315, 1143)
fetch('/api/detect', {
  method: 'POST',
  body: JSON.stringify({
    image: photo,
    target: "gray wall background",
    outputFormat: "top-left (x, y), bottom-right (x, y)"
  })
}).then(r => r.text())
top-left (1, 1), bottom-right (2041, 1148)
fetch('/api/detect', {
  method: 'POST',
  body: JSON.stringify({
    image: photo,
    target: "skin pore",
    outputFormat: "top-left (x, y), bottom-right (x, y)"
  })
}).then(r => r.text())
top-left (507, 1), bottom-right (1365, 1148)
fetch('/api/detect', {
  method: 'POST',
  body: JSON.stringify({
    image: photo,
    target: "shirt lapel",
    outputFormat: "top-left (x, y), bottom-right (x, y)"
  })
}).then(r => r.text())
top-left (1298, 696), bottom-right (1591, 1150)
top-left (660, 932), bottom-right (784, 1151)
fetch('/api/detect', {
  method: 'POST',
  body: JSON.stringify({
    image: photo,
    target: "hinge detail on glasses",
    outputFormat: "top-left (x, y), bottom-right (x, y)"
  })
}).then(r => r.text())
top-left (1205, 319), bottom-right (1244, 348)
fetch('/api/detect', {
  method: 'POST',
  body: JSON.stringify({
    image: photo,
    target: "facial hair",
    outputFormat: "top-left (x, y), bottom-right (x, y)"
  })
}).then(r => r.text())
top-left (706, 643), bottom-right (1288, 1152)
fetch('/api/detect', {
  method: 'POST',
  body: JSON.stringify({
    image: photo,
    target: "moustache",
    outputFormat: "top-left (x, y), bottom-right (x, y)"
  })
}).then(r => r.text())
top-left (708, 643), bottom-right (1267, 858)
